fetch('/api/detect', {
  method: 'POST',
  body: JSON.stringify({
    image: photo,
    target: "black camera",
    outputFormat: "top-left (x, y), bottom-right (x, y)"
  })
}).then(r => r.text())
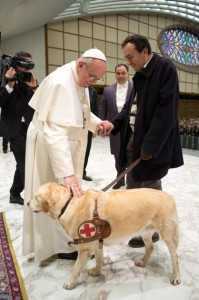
top-left (16, 71), bottom-right (32, 82)
top-left (11, 56), bottom-right (35, 70)
top-left (0, 54), bottom-right (35, 86)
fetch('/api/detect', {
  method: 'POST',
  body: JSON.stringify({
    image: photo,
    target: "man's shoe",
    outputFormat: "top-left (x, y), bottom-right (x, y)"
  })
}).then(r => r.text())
top-left (57, 251), bottom-right (78, 260)
top-left (128, 232), bottom-right (160, 248)
top-left (83, 174), bottom-right (93, 181)
top-left (3, 147), bottom-right (8, 153)
top-left (10, 194), bottom-right (24, 205)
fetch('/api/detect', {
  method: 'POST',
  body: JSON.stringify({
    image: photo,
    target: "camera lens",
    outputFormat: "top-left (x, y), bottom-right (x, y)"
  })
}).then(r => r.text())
top-left (16, 72), bottom-right (32, 82)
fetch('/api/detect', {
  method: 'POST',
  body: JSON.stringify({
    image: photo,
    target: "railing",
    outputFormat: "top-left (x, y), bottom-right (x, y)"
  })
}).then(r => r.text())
top-left (180, 133), bottom-right (199, 150)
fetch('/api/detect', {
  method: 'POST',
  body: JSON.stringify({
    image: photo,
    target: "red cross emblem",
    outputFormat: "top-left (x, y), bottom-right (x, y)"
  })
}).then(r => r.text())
top-left (79, 222), bottom-right (96, 238)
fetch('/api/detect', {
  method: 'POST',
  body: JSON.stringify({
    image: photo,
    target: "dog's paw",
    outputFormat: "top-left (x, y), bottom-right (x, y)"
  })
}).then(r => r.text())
top-left (134, 258), bottom-right (146, 268)
top-left (88, 267), bottom-right (101, 277)
top-left (170, 276), bottom-right (181, 285)
top-left (63, 281), bottom-right (76, 290)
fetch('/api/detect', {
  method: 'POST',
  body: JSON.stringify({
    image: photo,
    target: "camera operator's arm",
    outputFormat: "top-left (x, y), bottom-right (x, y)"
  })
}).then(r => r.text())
top-left (25, 73), bottom-right (38, 91)
top-left (0, 67), bottom-right (16, 107)
top-left (22, 74), bottom-right (37, 126)
top-left (5, 67), bottom-right (16, 90)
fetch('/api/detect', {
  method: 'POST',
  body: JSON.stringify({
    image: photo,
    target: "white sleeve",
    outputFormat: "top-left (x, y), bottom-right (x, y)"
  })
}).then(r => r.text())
top-left (87, 112), bottom-right (101, 134)
top-left (43, 122), bottom-right (74, 179)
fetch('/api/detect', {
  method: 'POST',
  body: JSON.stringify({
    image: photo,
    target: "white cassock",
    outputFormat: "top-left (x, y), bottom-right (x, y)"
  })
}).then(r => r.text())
top-left (23, 61), bottom-right (101, 263)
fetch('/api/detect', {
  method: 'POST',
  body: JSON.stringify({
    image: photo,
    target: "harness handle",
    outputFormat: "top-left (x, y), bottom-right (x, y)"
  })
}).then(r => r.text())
top-left (102, 157), bottom-right (141, 192)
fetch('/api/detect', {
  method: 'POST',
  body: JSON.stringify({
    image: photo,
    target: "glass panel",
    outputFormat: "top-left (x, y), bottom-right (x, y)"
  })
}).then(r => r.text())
top-left (159, 26), bottom-right (199, 66)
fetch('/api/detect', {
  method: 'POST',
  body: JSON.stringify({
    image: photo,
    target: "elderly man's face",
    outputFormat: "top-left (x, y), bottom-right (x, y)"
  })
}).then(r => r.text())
top-left (77, 59), bottom-right (106, 87)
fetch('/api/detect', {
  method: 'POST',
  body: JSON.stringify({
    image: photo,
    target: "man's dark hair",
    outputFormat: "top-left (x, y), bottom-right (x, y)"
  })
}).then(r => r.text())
top-left (115, 63), bottom-right (129, 73)
top-left (121, 34), bottom-right (152, 54)
top-left (15, 51), bottom-right (32, 59)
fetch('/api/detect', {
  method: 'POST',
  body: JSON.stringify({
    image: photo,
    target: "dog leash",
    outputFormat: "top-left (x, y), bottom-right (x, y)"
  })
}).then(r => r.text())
top-left (102, 157), bottom-right (141, 192)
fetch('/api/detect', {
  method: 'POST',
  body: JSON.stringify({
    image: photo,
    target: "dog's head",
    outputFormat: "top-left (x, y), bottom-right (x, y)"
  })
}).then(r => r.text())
top-left (29, 182), bottom-right (71, 218)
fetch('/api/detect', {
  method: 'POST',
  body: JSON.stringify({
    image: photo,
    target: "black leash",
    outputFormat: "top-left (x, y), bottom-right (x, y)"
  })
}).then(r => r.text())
top-left (58, 157), bottom-right (141, 218)
top-left (102, 157), bottom-right (141, 192)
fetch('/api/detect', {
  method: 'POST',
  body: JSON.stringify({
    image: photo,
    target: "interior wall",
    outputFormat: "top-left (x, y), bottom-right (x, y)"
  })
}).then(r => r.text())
top-left (179, 100), bottom-right (199, 119)
top-left (1, 27), bottom-right (46, 83)
top-left (46, 13), bottom-right (199, 94)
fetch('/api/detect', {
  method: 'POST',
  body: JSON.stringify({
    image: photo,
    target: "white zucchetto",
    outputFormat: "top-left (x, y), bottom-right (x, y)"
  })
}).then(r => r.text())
top-left (81, 48), bottom-right (107, 62)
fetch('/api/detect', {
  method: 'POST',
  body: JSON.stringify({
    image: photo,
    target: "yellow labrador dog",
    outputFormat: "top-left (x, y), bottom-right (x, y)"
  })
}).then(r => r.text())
top-left (29, 182), bottom-right (180, 289)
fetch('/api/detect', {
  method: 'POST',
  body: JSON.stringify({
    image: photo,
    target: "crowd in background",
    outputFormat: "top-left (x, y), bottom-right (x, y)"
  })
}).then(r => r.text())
top-left (179, 118), bottom-right (199, 150)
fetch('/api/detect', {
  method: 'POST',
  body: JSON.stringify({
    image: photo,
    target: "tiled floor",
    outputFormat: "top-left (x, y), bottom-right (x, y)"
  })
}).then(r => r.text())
top-left (0, 137), bottom-right (198, 299)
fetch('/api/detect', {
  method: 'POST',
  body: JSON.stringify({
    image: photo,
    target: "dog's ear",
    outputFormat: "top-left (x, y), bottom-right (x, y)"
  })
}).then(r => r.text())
top-left (41, 198), bottom-right (49, 212)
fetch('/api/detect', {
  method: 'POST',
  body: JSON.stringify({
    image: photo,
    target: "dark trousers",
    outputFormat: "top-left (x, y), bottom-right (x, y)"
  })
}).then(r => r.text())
top-left (9, 136), bottom-right (26, 196)
top-left (127, 174), bottom-right (162, 190)
top-left (114, 153), bottom-right (125, 185)
top-left (2, 137), bottom-right (9, 151)
top-left (83, 131), bottom-right (92, 175)
top-left (126, 135), bottom-right (162, 190)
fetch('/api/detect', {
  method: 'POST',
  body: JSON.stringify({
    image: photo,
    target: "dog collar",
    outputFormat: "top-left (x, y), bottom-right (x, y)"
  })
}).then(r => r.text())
top-left (58, 193), bottom-right (73, 219)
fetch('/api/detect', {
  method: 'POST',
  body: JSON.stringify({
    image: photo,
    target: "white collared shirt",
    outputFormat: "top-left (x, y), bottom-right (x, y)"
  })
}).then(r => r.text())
top-left (116, 81), bottom-right (128, 112)
top-left (5, 84), bottom-right (14, 94)
top-left (143, 54), bottom-right (153, 69)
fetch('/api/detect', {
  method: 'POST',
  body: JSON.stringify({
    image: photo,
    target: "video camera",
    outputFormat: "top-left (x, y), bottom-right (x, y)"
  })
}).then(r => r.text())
top-left (0, 54), bottom-right (35, 86)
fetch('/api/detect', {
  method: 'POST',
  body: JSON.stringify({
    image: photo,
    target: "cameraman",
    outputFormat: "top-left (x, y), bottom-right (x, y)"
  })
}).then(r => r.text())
top-left (0, 51), bottom-right (37, 205)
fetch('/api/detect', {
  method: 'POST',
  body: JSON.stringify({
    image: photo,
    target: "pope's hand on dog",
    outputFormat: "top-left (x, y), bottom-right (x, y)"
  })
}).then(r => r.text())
top-left (64, 175), bottom-right (83, 197)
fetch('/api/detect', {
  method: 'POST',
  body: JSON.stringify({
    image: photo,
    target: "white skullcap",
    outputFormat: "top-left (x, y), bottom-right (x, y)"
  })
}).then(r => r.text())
top-left (81, 48), bottom-right (107, 62)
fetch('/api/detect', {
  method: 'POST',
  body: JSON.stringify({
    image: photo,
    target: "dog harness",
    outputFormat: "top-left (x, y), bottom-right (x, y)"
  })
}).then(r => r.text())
top-left (57, 189), bottom-right (111, 247)
top-left (68, 197), bottom-right (111, 247)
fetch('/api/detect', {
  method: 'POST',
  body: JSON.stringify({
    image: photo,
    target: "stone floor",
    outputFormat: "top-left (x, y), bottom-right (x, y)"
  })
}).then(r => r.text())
top-left (0, 136), bottom-right (198, 300)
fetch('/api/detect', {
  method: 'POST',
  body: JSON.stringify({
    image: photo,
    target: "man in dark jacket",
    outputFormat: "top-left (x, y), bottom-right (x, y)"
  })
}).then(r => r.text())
top-left (112, 34), bottom-right (183, 247)
top-left (0, 51), bottom-right (36, 204)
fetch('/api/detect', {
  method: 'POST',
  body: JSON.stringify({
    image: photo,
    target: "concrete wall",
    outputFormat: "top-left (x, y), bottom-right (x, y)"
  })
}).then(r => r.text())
top-left (1, 27), bottom-right (46, 83)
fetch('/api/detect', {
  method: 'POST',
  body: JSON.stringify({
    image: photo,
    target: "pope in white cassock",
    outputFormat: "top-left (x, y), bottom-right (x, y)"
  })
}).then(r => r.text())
top-left (23, 49), bottom-right (112, 264)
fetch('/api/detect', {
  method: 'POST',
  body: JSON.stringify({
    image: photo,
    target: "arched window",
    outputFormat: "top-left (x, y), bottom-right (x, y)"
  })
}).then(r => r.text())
top-left (158, 25), bottom-right (199, 73)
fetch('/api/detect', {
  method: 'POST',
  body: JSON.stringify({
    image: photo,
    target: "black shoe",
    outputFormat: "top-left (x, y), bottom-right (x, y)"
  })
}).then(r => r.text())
top-left (10, 194), bottom-right (24, 205)
top-left (57, 251), bottom-right (78, 260)
top-left (83, 174), bottom-right (93, 181)
top-left (112, 180), bottom-right (125, 189)
top-left (128, 232), bottom-right (160, 248)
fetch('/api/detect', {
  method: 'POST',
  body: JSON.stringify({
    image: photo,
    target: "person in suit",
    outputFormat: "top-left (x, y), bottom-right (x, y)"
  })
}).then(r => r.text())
top-left (101, 64), bottom-right (134, 188)
top-left (0, 51), bottom-right (36, 204)
top-left (0, 108), bottom-right (10, 153)
top-left (83, 86), bottom-right (99, 181)
top-left (111, 34), bottom-right (183, 247)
